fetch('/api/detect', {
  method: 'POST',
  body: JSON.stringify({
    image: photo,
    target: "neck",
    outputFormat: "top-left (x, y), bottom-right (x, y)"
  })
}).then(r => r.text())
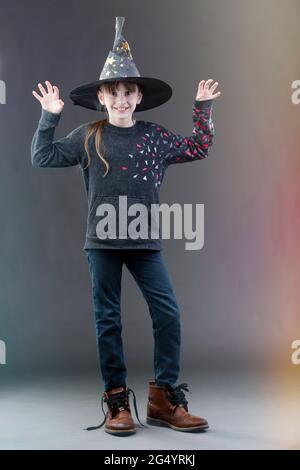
top-left (108, 117), bottom-right (136, 128)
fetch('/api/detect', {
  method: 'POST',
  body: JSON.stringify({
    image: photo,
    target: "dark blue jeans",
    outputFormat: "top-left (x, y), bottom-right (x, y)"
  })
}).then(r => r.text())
top-left (85, 249), bottom-right (181, 392)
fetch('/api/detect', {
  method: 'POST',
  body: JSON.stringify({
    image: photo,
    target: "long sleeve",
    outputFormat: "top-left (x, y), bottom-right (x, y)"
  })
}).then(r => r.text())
top-left (159, 99), bottom-right (215, 166)
top-left (31, 109), bottom-right (85, 168)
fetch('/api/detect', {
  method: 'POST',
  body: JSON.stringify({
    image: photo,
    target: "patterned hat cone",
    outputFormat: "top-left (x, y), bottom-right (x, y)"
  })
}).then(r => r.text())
top-left (69, 16), bottom-right (172, 112)
top-left (99, 16), bottom-right (141, 81)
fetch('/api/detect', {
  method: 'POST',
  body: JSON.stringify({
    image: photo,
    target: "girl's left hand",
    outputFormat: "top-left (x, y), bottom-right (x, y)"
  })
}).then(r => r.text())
top-left (196, 79), bottom-right (221, 101)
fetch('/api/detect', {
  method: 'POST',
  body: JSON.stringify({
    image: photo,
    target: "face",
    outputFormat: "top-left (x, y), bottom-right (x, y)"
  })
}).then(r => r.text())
top-left (97, 82), bottom-right (143, 127)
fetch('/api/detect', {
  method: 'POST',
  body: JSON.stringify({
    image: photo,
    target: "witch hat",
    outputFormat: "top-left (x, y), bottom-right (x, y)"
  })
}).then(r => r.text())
top-left (69, 16), bottom-right (172, 112)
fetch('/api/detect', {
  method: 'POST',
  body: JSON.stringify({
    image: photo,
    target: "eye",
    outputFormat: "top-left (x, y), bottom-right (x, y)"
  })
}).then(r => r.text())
top-left (111, 91), bottom-right (131, 96)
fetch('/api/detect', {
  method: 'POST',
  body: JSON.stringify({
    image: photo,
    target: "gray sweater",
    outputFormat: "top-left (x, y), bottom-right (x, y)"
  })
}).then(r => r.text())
top-left (31, 99), bottom-right (214, 251)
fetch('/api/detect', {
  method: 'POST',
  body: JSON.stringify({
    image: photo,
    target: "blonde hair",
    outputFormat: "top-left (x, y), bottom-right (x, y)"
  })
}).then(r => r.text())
top-left (83, 80), bottom-right (142, 176)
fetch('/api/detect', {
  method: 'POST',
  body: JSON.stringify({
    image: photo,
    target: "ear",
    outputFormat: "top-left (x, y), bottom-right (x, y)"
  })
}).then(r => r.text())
top-left (137, 91), bottom-right (143, 104)
top-left (97, 90), bottom-right (104, 105)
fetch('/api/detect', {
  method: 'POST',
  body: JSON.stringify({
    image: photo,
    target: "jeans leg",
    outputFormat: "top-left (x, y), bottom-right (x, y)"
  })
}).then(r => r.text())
top-left (85, 249), bottom-right (127, 391)
top-left (124, 250), bottom-right (181, 388)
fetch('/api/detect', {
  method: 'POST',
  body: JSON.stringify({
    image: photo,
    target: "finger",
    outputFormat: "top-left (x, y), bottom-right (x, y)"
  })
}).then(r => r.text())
top-left (197, 81), bottom-right (205, 95)
top-left (210, 82), bottom-right (219, 91)
top-left (32, 90), bottom-right (42, 102)
top-left (205, 79), bottom-right (214, 88)
top-left (198, 80), bottom-right (205, 91)
top-left (38, 83), bottom-right (47, 96)
top-left (53, 85), bottom-right (59, 98)
top-left (45, 80), bottom-right (54, 94)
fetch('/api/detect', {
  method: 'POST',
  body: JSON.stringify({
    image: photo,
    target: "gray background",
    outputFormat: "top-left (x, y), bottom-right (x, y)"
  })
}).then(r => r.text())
top-left (1, 0), bottom-right (300, 384)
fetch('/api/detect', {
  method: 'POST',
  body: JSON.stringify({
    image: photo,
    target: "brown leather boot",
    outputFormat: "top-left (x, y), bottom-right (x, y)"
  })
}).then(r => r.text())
top-left (86, 386), bottom-right (145, 436)
top-left (147, 381), bottom-right (209, 432)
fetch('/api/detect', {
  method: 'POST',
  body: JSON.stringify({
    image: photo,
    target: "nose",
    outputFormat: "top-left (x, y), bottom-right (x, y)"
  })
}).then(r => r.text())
top-left (115, 95), bottom-right (129, 106)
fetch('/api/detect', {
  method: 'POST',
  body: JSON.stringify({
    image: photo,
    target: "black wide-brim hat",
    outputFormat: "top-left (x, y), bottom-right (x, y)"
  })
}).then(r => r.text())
top-left (69, 17), bottom-right (172, 112)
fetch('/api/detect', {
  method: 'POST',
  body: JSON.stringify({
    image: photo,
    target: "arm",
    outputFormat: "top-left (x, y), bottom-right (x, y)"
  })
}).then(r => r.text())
top-left (31, 108), bottom-right (84, 168)
top-left (160, 98), bottom-right (215, 166)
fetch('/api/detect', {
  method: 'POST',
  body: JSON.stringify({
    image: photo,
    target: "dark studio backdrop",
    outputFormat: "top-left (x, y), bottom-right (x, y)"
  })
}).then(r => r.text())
top-left (1, 0), bottom-right (300, 386)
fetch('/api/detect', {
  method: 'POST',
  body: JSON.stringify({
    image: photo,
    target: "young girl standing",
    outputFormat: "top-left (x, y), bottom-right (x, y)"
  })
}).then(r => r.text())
top-left (31, 17), bottom-right (221, 437)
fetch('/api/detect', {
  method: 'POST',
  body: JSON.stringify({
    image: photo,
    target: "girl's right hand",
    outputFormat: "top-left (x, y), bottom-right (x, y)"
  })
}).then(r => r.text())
top-left (32, 80), bottom-right (64, 114)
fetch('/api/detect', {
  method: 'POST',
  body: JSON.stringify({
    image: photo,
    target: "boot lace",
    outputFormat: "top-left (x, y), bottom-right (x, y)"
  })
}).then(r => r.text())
top-left (85, 387), bottom-right (146, 431)
top-left (166, 382), bottom-right (191, 412)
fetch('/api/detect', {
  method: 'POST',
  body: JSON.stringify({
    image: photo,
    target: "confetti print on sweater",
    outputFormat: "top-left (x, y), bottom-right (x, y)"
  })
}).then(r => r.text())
top-left (120, 128), bottom-right (166, 189)
top-left (119, 100), bottom-right (214, 186)
top-left (158, 101), bottom-right (215, 166)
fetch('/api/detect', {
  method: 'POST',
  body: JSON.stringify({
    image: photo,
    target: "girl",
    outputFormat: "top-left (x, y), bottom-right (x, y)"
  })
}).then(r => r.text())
top-left (31, 17), bottom-right (221, 437)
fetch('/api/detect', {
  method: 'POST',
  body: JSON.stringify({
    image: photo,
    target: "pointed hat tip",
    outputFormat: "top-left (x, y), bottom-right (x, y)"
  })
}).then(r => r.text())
top-left (113, 17), bottom-right (126, 50)
top-left (115, 16), bottom-right (125, 31)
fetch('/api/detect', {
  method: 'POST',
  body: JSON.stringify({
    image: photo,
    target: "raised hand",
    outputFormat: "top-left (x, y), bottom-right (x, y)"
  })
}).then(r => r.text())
top-left (32, 80), bottom-right (64, 114)
top-left (196, 79), bottom-right (221, 101)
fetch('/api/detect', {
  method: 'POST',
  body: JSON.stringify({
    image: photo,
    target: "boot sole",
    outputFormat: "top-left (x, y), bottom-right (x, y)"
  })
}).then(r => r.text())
top-left (146, 416), bottom-right (209, 433)
top-left (105, 427), bottom-right (136, 437)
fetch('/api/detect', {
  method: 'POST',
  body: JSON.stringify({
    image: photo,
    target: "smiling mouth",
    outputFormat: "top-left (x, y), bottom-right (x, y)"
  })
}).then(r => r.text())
top-left (114, 107), bottom-right (129, 111)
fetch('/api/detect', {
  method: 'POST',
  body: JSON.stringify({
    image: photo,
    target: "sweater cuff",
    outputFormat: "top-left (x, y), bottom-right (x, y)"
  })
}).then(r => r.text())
top-left (194, 99), bottom-right (214, 110)
top-left (39, 108), bottom-right (62, 127)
